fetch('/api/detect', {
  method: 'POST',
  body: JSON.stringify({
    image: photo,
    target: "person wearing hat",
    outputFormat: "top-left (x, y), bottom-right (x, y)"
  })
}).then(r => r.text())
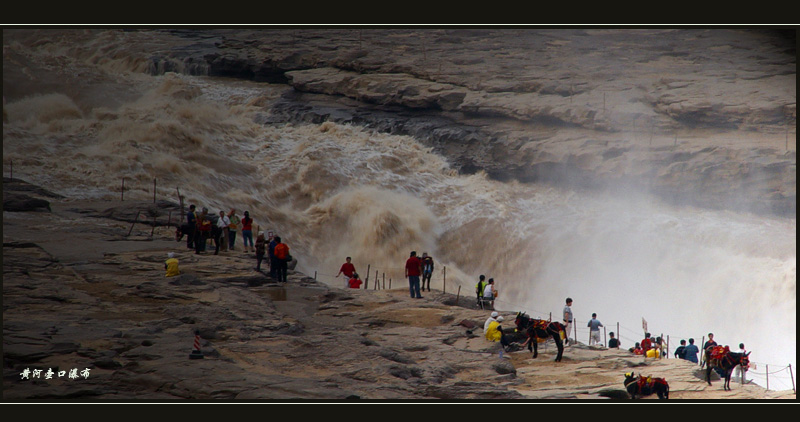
top-left (165, 252), bottom-right (180, 277)
top-left (485, 315), bottom-right (511, 358)
top-left (484, 311), bottom-right (500, 335)
top-left (255, 231), bottom-right (267, 272)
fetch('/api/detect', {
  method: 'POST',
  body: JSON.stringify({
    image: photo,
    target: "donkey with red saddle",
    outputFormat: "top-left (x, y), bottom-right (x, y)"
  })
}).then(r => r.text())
top-left (705, 345), bottom-right (750, 391)
top-left (514, 312), bottom-right (567, 362)
top-left (624, 372), bottom-right (669, 399)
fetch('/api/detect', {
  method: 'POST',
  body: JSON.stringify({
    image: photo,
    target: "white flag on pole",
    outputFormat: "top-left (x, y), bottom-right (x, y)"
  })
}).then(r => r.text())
top-left (642, 318), bottom-right (648, 332)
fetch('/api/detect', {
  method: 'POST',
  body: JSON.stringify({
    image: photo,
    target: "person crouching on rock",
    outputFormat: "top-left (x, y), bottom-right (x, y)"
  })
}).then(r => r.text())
top-left (165, 252), bottom-right (180, 277)
top-left (348, 273), bottom-right (363, 289)
top-left (485, 315), bottom-right (512, 358)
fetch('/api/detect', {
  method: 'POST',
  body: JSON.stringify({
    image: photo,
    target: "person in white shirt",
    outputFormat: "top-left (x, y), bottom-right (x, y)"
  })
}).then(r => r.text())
top-left (483, 278), bottom-right (498, 310)
top-left (484, 311), bottom-right (499, 334)
top-left (734, 343), bottom-right (748, 383)
top-left (216, 210), bottom-right (231, 252)
top-left (563, 298), bottom-right (573, 346)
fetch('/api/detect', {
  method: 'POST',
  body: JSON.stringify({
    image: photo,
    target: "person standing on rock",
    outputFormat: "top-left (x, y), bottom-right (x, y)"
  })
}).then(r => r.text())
top-left (273, 236), bottom-right (290, 283)
top-left (674, 339), bottom-right (688, 360)
top-left (683, 338), bottom-right (700, 364)
top-left (186, 205), bottom-right (197, 249)
top-left (241, 211), bottom-right (254, 253)
top-left (421, 252), bottom-right (434, 292)
top-left (405, 251), bottom-right (423, 299)
top-left (608, 332), bottom-right (620, 349)
top-left (482, 278), bottom-right (498, 310)
top-left (475, 275), bottom-right (487, 308)
top-left (165, 252), bottom-right (180, 277)
top-left (217, 210), bottom-right (230, 253)
top-left (336, 257), bottom-right (357, 287)
top-left (587, 313), bottom-right (603, 346)
top-left (641, 332), bottom-right (653, 355)
top-left (255, 231), bottom-right (267, 272)
top-left (227, 209), bottom-right (240, 251)
top-left (268, 234), bottom-right (279, 280)
top-left (195, 207), bottom-right (212, 254)
top-left (563, 298), bottom-right (573, 346)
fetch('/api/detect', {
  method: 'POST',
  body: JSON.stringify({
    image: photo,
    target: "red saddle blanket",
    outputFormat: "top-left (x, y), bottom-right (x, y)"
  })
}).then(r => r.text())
top-left (710, 345), bottom-right (730, 360)
top-left (637, 376), bottom-right (667, 389)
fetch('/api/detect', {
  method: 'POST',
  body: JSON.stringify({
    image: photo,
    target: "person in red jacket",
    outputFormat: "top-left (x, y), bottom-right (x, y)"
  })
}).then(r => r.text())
top-left (405, 251), bottom-right (422, 299)
top-left (337, 257), bottom-right (357, 287)
top-left (641, 332), bottom-right (653, 354)
top-left (273, 236), bottom-right (289, 283)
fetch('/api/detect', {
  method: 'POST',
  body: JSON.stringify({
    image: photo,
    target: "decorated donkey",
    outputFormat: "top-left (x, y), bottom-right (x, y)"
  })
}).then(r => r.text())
top-left (514, 312), bottom-right (567, 362)
top-left (624, 372), bottom-right (669, 399)
top-left (705, 345), bottom-right (750, 391)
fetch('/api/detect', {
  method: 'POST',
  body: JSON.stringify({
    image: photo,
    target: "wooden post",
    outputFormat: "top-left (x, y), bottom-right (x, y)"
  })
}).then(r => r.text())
top-left (603, 326), bottom-right (607, 347)
top-left (700, 336), bottom-right (705, 367)
top-left (789, 364), bottom-right (795, 393)
top-left (153, 178), bottom-right (157, 203)
top-left (588, 325), bottom-right (591, 346)
top-left (375, 270), bottom-right (378, 290)
top-left (127, 210), bottom-right (140, 236)
top-left (456, 285), bottom-right (461, 304)
top-left (574, 319), bottom-right (577, 343)
top-left (766, 364), bottom-right (769, 391)
top-left (382, 272), bottom-right (385, 290)
top-left (365, 264), bottom-right (370, 290)
top-left (666, 335), bottom-right (670, 359)
top-left (314, 271), bottom-right (317, 280)
top-left (443, 266), bottom-right (446, 293)
top-left (167, 211), bottom-right (172, 227)
top-left (121, 178), bottom-right (125, 202)
top-left (389, 278), bottom-right (391, 289)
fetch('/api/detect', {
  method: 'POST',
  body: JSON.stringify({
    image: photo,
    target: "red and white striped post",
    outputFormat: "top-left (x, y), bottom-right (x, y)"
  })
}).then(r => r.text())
top-left (190, 331), bottom-right (204, 359)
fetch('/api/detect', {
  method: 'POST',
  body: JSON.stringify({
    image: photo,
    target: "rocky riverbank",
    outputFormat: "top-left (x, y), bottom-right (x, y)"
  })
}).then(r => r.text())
top-left (3, 179), bottom-right (795, 401)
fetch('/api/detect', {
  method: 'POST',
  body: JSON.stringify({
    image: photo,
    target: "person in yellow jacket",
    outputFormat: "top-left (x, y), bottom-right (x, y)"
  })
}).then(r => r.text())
top-left (485, 316), bottom-right (511, 358)
top-left (165, 252), bottom-right (180, 277)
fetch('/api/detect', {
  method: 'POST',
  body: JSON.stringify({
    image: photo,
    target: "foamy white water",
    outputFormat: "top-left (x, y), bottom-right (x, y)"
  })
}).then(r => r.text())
top-left (3, 31), bottom-right (795, 389)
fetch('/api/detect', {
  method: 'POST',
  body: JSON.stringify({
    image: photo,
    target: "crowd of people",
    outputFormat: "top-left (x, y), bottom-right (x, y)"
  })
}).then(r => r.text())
top-left (477, 294), bottom-right (749, 383)
top-left (169, 222), bottom-right (750, 383)
top-left (166, 205), bottom-right (292, 283)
